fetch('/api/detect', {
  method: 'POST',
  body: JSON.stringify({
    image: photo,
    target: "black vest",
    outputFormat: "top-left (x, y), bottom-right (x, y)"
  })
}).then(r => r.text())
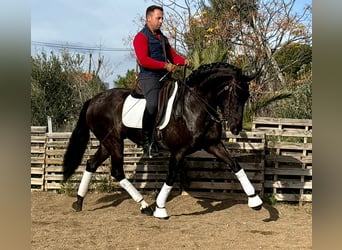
top-left (138, 25), bottom-right (170, 78)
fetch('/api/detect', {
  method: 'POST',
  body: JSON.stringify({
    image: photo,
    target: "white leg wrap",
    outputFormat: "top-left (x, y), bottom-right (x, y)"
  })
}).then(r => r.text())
top-left (235, 169), bottom-right (255, 196)
top-left (78, 170), bottom-right (93, 197)
top-left (119, 179), bottom-right (143, 203)
top-left (154, 183), bottom-right (172, 219)
top-left (156, 183), bottom-right (173, 208)
top-left (235, 169), bottom-right (263, 208)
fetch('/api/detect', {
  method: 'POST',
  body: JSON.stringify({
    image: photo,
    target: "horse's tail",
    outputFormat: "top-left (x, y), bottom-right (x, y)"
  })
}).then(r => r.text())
top-left (63, 99), bottom-right (91, 181)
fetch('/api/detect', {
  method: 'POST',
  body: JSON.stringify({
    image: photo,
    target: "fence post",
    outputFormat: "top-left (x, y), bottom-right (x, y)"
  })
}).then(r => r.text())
top-left (46, 116), bottom-right (53, 191)
top-left (47, 116), bottom-right (53, 133)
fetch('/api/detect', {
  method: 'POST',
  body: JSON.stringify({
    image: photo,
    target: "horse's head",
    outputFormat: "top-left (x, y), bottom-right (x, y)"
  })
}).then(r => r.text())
top-left (216, 73), bottom-right (254, 135)
top-left (185, 63), bottom-right (255, 135)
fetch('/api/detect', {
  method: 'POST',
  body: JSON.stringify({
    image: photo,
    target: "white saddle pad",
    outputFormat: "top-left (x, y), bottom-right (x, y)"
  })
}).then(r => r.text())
top-left (122, 81), bottom-right (178, 130)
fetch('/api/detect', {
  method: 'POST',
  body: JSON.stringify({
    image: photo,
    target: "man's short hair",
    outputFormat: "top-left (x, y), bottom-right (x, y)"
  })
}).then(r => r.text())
top-left (146, 5), bottom-right (163, 17)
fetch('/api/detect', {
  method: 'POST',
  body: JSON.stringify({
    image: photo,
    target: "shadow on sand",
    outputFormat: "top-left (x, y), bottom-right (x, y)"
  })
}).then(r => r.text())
top-left (88, 190), bottom-right (279, 222)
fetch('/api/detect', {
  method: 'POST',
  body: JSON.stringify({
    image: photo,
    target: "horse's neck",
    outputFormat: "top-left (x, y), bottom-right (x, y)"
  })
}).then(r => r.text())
top-left (185, 83), bottom-right (214, 103)
top-left (174, 84), bottom-right (215, 119)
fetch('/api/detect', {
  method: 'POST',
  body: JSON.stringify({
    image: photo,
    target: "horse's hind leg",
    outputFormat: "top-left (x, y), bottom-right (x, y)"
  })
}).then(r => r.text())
top-left (72, 144), bottom-right (109, 212)
top-left (109, 141), bottom-right (154, 216)
top-left (206, 142), bottom-right (263, 210)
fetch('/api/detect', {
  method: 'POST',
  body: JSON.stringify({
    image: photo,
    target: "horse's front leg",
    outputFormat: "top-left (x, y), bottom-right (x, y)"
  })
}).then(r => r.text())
top-left (206, 142), bottom-right (263, 210)
top-left (154, 151), bottom-right (185, 219)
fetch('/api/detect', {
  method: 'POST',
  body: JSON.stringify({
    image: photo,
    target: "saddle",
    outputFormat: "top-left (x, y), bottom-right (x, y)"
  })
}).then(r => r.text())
top-left (122, 79), bottom-right (178, 129)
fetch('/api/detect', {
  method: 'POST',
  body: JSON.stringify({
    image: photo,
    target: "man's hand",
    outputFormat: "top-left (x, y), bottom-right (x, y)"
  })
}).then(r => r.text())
top-left (164, 63), bottom-right (177, 73)
top-left (185, 59), bottom-right (193, 67)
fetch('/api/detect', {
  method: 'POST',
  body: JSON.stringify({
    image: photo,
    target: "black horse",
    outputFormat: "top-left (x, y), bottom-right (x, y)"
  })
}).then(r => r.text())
top-left (63, 62), bottom-right (263, 219)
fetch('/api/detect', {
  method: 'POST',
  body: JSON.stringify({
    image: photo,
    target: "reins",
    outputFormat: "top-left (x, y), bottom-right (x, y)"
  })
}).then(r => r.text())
top-left (179, 80), bottom-right (222, 123)
top-left (178, 66), bottom-right (241, 124)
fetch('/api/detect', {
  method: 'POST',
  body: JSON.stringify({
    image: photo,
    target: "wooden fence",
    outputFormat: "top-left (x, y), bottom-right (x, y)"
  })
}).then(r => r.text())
top-left (31, 126), bottom-right (47, 191)
top-left (30, 127), bottom-right (265, 201)
top-left (30, 117), bottom-right (312, 203)
top-left (252, 117), bottom-right (312, 203)
top-left (183, 131), bottom-right (265, 201)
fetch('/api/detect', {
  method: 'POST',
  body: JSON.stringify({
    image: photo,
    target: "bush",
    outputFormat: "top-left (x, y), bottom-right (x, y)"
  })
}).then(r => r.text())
top-left (274, 78), bottom-right (312, 119)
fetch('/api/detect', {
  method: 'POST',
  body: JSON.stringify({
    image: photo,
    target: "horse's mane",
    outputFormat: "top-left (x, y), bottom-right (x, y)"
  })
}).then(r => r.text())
top-left (185, 62), bottom-right (243, 87)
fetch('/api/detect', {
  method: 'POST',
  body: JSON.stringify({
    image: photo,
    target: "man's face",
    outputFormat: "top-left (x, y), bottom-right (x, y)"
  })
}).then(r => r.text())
top-left (147, 9), bottom-right (163, 32)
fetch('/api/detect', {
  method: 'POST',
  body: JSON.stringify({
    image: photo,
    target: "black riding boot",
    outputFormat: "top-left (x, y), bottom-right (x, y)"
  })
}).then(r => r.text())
top-left (142, 110), bottom-right (156, 158)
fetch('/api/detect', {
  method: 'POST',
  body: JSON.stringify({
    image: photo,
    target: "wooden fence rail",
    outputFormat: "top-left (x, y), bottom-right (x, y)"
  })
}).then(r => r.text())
top-left (31, 117), bottom-right (312, 203)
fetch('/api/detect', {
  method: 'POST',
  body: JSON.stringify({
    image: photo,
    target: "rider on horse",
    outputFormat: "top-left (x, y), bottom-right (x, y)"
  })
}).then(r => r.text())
top-left (133, 5), bottom-right (191, 158)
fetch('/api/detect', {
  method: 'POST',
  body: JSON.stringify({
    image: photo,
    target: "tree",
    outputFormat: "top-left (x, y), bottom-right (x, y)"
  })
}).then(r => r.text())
top-left (31, 51), bottom-right (106, 131)
top-left (151, 0), bottom-right (311, 86)
top-left (274, 42), bottom-right (312, 80)
top-left (273, 68), bottom-right (312, 119)
top-left (134, 0), bottom-right (312, 120)
top-left (113, 69), bottom-right (136, 88)
top-left (31, 52), bottom-right (75, 130)
top-left (244, 0), bottom-right (311, 89)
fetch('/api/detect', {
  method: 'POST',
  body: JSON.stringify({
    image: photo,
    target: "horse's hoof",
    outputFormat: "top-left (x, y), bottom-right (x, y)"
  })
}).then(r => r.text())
top-left (140, 206), bottom-right (154, 216)
top-left (248, 194), bottom-right (263, 210)
top-left (72, 201), bottom-right (82, 212)
top-left (153, 207), bottom-right (169, 219)
top-left (157, 216), bottom-right (169, 220)
top-left (252, 205), bottom-right (262, 211)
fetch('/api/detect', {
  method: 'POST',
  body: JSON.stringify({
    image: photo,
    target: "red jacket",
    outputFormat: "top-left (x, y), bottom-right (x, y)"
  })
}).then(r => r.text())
top-left (133, 31), bottom-right (186, 70)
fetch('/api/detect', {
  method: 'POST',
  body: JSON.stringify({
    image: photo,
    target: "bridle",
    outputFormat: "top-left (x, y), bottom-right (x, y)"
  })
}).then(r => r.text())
top-left (179, 77), bottom-right (247, 124)
top-left (217, 80), bottom-right (248, 97)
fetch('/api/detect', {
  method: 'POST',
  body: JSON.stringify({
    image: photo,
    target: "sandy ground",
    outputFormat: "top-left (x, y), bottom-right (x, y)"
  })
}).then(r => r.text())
top-left (31, 191), bottom-right (312, 250)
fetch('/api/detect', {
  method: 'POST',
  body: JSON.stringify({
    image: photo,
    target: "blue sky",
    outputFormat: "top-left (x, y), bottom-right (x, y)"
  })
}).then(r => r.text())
top-left (31, 0), bottom-right (311, 85)
top-left (31, 0), bottom-right (155, 85)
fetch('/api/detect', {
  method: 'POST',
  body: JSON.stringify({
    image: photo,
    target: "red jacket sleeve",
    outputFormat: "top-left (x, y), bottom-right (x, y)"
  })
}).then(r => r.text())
top-left (133, 32), bottom-right (186, 69)
top-left (168, 45), bottom-right (186, 65)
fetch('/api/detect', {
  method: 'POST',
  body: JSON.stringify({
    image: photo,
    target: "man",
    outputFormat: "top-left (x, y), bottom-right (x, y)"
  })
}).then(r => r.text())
top-left (133, 5), bottom-right (190, 158)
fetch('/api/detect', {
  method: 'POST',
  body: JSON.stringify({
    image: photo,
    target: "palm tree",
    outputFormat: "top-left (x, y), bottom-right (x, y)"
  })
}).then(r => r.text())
top-left (192, 41), bottom-right (228, 68)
